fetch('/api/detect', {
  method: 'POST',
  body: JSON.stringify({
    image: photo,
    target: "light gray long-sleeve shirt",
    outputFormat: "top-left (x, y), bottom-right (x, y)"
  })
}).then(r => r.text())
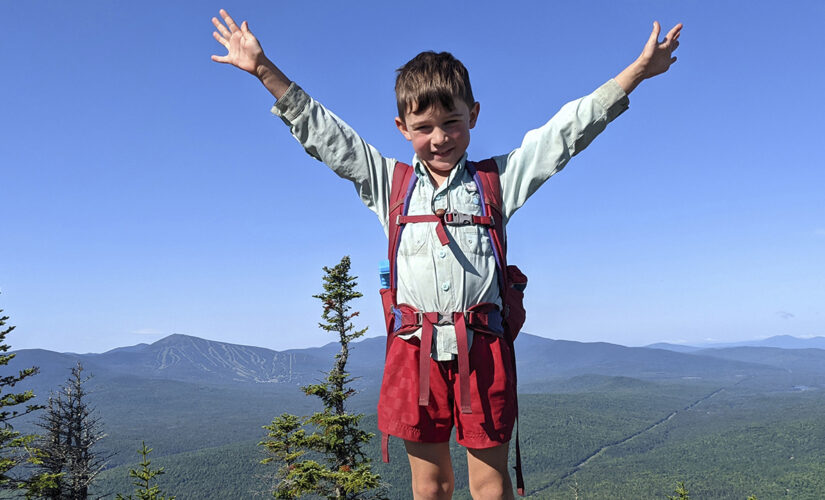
top-left (272, 80), bottom-right (628, 360)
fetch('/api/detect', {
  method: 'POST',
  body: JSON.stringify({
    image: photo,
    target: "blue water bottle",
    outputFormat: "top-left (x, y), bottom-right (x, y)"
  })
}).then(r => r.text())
top-left (379, 259), bottom-right (391, 288)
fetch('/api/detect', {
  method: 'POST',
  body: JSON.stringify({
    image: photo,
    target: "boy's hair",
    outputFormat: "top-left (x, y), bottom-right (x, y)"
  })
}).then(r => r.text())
top-left (395, 51), bottom-right (475, 119)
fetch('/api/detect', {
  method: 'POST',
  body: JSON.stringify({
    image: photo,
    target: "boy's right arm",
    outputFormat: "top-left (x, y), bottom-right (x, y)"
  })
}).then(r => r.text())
top-left (211, 10), bottom-right (396, 230)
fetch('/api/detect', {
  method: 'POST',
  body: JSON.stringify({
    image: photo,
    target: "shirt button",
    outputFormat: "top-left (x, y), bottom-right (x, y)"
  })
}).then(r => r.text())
top-left (438, 250), bottom-right (447, 258)
top-left (441, 282), bottom-right (451, 292)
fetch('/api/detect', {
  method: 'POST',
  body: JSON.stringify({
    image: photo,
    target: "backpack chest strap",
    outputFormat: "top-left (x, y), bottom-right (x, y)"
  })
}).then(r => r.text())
top-left (397, 211), bottom-right (495, 246)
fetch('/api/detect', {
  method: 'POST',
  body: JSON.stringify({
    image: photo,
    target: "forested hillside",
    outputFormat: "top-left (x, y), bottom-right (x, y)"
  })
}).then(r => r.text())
top-left (8, 334), bottom-right (825, 499)
top-left (89, 379), bottom-right (825, 499)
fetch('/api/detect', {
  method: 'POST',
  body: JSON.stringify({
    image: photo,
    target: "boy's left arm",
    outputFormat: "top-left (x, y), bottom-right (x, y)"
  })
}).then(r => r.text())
top-left (497, 21), bottom-right (682, 220)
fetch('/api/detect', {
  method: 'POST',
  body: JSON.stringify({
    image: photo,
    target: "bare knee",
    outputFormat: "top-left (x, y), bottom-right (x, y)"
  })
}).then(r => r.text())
top-left (412, 476), bottom-right (454, 500)
top-left (467, 443), bottom-right (514, 500)
top-left (469, 478), bottom-right (511, 500)
top-left (405, 440), bottom-right (454, 500)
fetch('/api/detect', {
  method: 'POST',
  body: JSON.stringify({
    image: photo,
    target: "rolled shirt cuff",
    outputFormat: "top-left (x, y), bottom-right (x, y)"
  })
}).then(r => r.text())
top-left (270, 82), bottom-right (310, 123)
top-left (595, 79), bottom-right (630, 122)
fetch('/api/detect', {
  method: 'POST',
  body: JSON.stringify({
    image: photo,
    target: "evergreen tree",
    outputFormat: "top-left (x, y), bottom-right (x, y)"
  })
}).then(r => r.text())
top-left (35, 363), bottom-right (109, 499)
top-left (666, 481), bottom-right (690, 500)
top-left (260, 256), bottom-right (385, 499)
top-left (115, 442), bottom-right (175, 500)
top-left (0, 302), bottom-right (57, 494)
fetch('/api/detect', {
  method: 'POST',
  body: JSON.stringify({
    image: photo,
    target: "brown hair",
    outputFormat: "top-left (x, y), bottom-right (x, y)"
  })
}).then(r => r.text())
top-left (395, 51), bottom-right (475, 119)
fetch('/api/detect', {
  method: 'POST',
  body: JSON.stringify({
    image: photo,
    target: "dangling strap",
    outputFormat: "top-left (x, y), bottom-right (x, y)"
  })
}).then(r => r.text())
top-left (514, 420), bottom-right (524, 496)
top-left (453, 313), bottom-right (472, 414)
top-left (418, 312), bottom-right (438, 406)
top-left (381, 433), bottom-right (390, 463)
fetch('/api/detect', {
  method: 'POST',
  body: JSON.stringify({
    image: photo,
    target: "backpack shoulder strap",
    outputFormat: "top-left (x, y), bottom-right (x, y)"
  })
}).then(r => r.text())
top-left (468, 158), bottom-right (508, 276)
top-left (388, 162), bottom-right (417, 288)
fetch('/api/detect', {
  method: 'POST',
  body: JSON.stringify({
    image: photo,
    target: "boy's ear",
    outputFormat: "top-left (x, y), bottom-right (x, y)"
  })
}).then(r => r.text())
top-left (395, 116), bottom-right (412, 141)
top-left (469, 102), bottom-right (480, 129)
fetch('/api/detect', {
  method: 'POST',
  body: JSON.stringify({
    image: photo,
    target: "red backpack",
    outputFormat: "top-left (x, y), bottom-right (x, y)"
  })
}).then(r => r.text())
top-left (379, 158), bottom-right (527, 495)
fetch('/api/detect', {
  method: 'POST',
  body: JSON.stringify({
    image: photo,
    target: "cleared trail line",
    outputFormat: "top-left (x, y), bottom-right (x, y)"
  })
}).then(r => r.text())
top-left (530, 386), bottom-right (727, 496)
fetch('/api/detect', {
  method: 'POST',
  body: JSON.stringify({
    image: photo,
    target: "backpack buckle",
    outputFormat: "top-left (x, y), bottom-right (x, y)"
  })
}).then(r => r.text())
top-left (444, 212), bottom-right (473, 226)
top-left (414, 312), bottom-right (454, 326)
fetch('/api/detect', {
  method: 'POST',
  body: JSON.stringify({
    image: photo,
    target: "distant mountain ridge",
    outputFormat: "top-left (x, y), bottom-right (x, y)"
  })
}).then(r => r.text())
top-left (646, 334), bottom-right (825, 351)
top-left (12, 333), bottom-right (825, 400)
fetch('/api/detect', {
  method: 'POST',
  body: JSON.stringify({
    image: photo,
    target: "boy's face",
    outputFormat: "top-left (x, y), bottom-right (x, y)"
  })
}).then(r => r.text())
top-left (395, 98), bottom-right (480, 180)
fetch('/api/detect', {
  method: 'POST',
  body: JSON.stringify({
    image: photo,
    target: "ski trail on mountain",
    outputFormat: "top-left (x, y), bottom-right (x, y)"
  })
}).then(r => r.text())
top-left (533, 386), bottom-right (727, 495)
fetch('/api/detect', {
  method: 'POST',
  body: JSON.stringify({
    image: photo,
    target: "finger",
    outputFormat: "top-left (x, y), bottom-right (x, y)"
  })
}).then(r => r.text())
top-left (211, 54), bottom-right (230, 64)
top-left (212, 31), bottom-right (229, 48)
top-left (212, 16), bottom-right (231, 40)
top-left (220, 8), bottom-right (240, 33)
top-left (241, 20), bottom-right (251, 34)
top-left (665, 23), bottom-right (683, 42)
top-left (671, 40), bottom-right (680, 52)
top-left (647, 21), bottom-right (661, 45)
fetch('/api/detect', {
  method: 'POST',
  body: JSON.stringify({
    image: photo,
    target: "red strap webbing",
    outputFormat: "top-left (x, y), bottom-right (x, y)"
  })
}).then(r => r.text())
top-left (418, 313), bottom-right (437, 406)
top-left (453, 313), bottom-right (472, 414)
top-left (388, 163), bottom-right (417, 289)
top-left (397, 214), bottom-right (450, 246)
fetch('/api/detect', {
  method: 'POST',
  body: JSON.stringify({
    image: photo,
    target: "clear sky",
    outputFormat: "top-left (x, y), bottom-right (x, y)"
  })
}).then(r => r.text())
top-left (2, 1), bottom-right (823, 354)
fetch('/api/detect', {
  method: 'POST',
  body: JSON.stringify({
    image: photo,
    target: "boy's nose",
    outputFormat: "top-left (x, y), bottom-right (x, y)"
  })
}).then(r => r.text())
top-left (434, 128), bottom-right (449, 145)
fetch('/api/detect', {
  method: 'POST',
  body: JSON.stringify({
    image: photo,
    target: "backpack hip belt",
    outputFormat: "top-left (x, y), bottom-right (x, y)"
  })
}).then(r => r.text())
top-left (390, 301), bottom-right (503, 414)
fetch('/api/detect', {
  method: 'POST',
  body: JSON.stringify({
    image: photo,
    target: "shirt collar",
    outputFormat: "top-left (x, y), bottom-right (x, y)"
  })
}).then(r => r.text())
top-left (411, 153), bottom-right (469, 189)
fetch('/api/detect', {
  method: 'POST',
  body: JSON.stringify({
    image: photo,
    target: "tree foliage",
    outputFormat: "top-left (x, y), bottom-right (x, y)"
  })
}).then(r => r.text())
top-left (0, 303), bottom-right (58, 494)
top-left (34, 362), bottom-right (109, 499)
top-left (115, 442), bottom-right (175, 500)
top-left (666, 481), bottom-right (689, 500)
top-left (260, 256), bottom-right (385, 499)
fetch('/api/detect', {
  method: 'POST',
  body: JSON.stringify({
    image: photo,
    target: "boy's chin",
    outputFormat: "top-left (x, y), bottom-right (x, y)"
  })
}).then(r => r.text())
top-left (424, 160), bottom-right (457, 177)
top-left (423, 155), bottom-right (461, 174)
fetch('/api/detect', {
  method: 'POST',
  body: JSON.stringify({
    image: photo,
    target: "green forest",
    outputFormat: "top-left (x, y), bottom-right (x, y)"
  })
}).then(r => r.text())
top-left (84, 381), bottom-right (825, 499)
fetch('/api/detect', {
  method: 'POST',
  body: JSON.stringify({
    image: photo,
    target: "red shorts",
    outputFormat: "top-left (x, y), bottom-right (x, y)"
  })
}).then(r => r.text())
top-left (377, 332), bottom-right (516, 449)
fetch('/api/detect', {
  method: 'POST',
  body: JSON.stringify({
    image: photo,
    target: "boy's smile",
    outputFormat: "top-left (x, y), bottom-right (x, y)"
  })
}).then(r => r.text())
top-left (395, 98), bottom-right (480, 186)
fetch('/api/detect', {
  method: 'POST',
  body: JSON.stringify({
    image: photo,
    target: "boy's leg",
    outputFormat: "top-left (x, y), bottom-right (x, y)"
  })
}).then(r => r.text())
top-left (467, 442), bottom-right (514, 500)
top-left (404, 440), bottom-right (454, 500)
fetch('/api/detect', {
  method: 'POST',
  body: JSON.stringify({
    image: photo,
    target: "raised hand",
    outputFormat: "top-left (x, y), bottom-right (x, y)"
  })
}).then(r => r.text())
top-left (211, 9), bottom-right (264, 75)
top-left (637, 21), bottom-right (682, 79)
top-left (615, 21), bottom-right (682, 95)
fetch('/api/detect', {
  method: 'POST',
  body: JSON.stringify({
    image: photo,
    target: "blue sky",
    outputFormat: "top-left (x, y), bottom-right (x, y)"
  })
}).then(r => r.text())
top-left (2, 1), bottom-right (823, 353)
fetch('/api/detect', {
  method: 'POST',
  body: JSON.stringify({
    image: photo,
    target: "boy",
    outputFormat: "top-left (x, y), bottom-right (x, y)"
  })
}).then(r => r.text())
top-left (211, 9), bottom-right (681, 499)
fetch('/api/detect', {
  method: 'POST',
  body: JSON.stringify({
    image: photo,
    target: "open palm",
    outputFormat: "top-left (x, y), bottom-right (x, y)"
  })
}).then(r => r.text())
top-left (211, 9), bottom-right (263, 75)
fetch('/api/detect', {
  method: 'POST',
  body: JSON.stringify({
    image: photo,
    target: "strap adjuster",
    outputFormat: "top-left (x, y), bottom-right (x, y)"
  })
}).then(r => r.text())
top-left (444, 212), bottom-right (474, 226)
top-left (415, 312), bottom-right (454, 326)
